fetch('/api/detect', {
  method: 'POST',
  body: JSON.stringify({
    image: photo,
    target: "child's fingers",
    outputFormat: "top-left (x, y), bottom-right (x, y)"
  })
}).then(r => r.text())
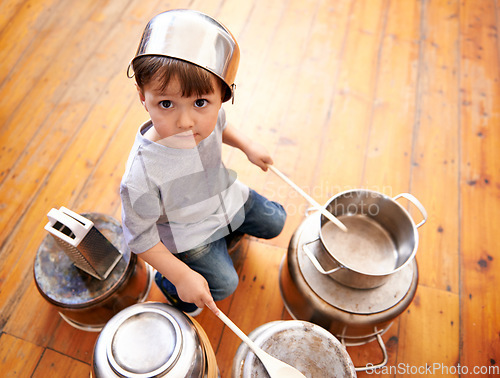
top-left (205, 300), bottom-right (220, 315)
top-left (264, 154), bottom-right (274, 164)
top-left (260, 156), bottom-right (273, 171)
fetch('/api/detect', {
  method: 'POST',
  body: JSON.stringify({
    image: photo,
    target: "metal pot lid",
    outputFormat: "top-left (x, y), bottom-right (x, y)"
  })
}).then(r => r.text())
top-left (238, 321), bottom-right (356, 377)
top-left (106, 307), bottom-right (183, 377)
top-left (33, 213), bottom-right (131, 306)
top-left (294, 213), bottom-right (416, 314)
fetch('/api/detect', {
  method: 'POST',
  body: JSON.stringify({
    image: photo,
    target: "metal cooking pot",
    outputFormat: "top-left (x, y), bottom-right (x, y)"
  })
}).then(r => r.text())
top-left (303, 190), bottom-right (427, 289)
top-left (232, 320), bottom-right (356, 377)
top-left (279, 213), bottom-right (419, 371)
top-left (34, 213), bottom-right (153, 331)
top-left (92, 302), bottom-right (216, 378)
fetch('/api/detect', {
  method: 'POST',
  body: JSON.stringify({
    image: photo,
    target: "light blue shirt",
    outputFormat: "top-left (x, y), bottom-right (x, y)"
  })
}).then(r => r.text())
top-left (120, 108), bottom-right (249, 253)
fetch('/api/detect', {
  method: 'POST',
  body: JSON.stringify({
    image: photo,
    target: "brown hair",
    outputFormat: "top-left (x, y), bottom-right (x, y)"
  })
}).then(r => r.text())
top-left (132, 56), bottom-right (224, 99)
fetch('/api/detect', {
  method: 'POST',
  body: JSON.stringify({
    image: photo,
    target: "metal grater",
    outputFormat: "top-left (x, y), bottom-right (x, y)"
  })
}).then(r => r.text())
top-left (45, 207), bottom-right (122, 280)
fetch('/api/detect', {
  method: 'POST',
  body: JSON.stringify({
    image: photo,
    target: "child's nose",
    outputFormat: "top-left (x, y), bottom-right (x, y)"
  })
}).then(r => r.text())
top-left (177, 110), bottom-right (195, 129)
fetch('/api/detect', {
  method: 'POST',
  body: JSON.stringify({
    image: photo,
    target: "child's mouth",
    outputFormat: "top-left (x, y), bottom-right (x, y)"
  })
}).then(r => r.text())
top-left (175, 131), bottom-right (197, 138)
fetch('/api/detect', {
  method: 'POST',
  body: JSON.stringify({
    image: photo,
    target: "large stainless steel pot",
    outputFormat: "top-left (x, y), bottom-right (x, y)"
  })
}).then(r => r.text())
top-left (232, 320), bottom-right (356, 377)
top-left (280, 213), bottom-right (419, 371)
top-left (34, 213), bottom-right (153, 331)
top-left (92, 302), bottom-right (217, 378)
top-left (303, 190), bottom-right (427, 289)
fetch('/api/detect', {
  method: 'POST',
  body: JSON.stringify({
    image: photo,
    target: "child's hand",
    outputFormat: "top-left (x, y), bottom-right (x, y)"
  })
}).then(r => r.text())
top-left (245, 141), bottom-right (273, 171)
top-left (175, 269), bottom-right (216, 310)
top-left (222, 125), bottom-right (273, 171)
top-left (139, 243), bottom-right (217, 310)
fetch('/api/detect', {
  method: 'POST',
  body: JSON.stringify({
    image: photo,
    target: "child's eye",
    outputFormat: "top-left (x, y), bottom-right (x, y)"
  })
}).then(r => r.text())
top-left (194, 99), bottom-right (208, 108)
top-left (159, 100), bottom-right (172, 109)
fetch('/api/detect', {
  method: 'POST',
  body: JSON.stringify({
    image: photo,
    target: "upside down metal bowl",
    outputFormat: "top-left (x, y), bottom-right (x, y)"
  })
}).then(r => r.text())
top-left (130, 9), bottom-right (240, 102)
top-left (92, 302), bottom-right (214, 378)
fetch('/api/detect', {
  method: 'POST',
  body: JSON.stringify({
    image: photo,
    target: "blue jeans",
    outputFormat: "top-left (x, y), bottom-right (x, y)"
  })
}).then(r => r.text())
top-left (160, 189), bottom-right (286, 301)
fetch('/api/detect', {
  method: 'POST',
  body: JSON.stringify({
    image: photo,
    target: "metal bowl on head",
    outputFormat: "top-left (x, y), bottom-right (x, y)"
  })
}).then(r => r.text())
top-left (129, 9), bottom-right (240, 102)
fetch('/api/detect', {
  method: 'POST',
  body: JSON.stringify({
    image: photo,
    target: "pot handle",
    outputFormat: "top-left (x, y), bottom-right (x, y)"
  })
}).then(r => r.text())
top-left (339, 328), bottom-right (388, 372)
top-left (393, 193), bottom-right (428, 228)
top-left (302, 239), bottom-right (343, 275)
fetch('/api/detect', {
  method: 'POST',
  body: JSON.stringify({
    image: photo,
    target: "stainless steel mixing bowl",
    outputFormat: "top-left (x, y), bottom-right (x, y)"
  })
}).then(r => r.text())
top-left (129, 9), bottom-right (240, 102)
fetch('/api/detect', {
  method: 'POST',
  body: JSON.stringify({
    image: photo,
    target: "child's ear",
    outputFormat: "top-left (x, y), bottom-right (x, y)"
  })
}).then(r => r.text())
top-left (136, 84), bottom-right (147, 110)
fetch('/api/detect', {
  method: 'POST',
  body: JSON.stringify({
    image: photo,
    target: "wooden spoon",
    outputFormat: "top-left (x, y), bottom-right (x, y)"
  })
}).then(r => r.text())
top-left (212, 308), bottom-right (306, 378)
top-left (267, 165), bottom-right (348, 232)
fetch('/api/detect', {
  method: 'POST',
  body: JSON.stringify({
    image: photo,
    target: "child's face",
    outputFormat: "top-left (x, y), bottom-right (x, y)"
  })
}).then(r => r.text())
top-left (138, 75), bottom-right (223, 148)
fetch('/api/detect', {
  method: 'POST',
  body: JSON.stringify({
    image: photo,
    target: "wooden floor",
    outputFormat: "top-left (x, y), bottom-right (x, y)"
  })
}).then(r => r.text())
top-left (1, 0), bottom-right (499, 376)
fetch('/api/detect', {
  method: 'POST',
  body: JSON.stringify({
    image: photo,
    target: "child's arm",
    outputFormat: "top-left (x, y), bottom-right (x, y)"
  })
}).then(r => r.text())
top-left (222, 124), bottom-right (273, 171)
top-left (138, 242), bottom-right (217, 311)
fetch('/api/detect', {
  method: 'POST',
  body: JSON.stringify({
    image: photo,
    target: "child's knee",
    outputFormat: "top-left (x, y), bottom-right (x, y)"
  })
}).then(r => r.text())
top-left (211, 269), bottom-right (239, 301)
top-left (263, 203), bottom-right (287, 239)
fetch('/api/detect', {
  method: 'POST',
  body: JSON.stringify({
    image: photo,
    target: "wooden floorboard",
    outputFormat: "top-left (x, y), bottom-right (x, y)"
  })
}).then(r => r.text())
top-left (1, 0), bottom-right (499, 377)
top-left (459, 0), bottom-right (500, 371)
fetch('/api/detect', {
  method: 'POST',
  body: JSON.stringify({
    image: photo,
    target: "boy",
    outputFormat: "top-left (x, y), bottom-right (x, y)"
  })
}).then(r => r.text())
top-left (120, 9), bottom-right (286, 315)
